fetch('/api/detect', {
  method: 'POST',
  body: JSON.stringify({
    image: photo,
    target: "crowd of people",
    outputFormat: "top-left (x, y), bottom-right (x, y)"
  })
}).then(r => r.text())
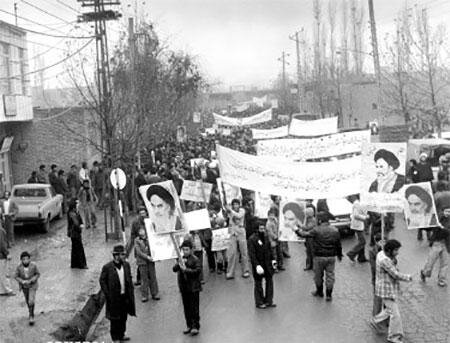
top-left (1, 120), bottom-right (449, 343)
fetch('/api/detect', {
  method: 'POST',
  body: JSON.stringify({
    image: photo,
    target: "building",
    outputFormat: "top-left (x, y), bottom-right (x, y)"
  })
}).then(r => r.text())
top-left (0, 21), bottom-right (33, 191)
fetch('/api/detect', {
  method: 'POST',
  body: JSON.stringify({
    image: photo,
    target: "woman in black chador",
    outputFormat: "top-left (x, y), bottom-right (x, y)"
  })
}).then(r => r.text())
top-left (67, 199), bottom-right (88, 269)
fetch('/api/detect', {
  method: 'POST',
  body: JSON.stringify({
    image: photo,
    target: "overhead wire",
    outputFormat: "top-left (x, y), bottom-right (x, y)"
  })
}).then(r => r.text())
top-left (0, 38), bottom-right (95, 80)
top-left (0, 8), bottom-right (94, 39)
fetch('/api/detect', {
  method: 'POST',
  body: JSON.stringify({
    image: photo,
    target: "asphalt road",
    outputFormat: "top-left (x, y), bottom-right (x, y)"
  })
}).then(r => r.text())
top-left (93, 214), bottom-right (450, 343)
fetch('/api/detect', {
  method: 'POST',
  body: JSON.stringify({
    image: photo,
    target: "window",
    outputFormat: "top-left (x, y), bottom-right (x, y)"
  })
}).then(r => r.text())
top-left (0, 43), bottom-right (11, 94)
top-left (14, 188), bottom-right (47, 197)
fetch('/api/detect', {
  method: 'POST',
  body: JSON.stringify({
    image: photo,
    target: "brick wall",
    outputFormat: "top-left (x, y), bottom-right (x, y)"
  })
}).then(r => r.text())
top-left (5, 107), bottom-right (100, 185)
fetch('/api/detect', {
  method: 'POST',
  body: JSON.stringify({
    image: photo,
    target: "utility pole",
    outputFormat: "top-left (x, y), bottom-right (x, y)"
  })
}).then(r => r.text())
top-left (14, 3), bottom-right (18, 26)
top-left (277, 51), bottom-right (289, 111)
top-left (78, 0), bottom-right (122, 237)
top-left (289, 28), bottom-right (304, 113)
top-left (368, 0), bottom-right (382, 124)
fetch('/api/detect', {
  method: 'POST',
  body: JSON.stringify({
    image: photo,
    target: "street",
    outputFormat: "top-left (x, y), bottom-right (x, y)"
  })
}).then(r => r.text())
top-left (0, 211), bottom-right (117, 343)
top-left (93, 214), bottom-right (450, 343)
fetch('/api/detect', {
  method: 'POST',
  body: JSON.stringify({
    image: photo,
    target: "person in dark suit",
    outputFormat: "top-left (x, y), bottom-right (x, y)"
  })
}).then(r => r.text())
top-left (14, 251), bottom-right (40, 325)
top-left (100, 245), bottom-right (136, 343)
top-left (173, 240), bottom-right (202, 336)
top-left (248, 220), bottom-right (276, 309)
top-left (67, 199), bottom-right (87, 269)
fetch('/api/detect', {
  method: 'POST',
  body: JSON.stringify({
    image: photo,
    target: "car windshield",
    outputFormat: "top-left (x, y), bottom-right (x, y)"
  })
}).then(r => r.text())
top-left (13, 188), bottom-right (47, 197)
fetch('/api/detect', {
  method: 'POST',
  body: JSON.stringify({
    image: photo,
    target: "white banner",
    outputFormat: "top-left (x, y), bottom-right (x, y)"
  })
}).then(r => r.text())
top-left (271, 99), bottom-right (278, 109)
top-left (251, 125), bottom-right (289, 140)
top-left (180, 180), bottom-right (213, 202)
top-left (234, 102), bottom-right (250, 113)
top-left (184, 209), bottom-right (211, 231)
top-left (193, 112), bottom-right (201, 123)
top-left (217, 145), bottom-right (361, 199)
top-left (256, 130), bottom-right (371, 161)
top-left (289, 116), bottom-right (338, 137)
top-left (213, 108), bottom-right (272, 126)
top-left (252, 95), bottom-right (267, 107)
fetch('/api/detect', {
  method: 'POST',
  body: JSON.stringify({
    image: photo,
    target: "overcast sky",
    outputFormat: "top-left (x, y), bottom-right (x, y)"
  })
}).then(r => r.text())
top-left (1, 0), bottom-right (449, 90)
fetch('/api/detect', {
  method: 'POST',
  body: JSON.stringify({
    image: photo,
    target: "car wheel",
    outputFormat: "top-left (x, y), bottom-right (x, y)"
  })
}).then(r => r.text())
top-left (41, 216), bottom-right (50, 233)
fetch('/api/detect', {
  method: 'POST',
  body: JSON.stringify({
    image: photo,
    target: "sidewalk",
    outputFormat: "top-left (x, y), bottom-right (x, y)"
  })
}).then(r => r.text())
top-left (0, 210), bottom-right (124, 343)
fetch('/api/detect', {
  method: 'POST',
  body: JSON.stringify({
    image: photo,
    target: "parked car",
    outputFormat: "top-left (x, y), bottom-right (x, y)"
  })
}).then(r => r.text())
top-left (11, 184), bottom-right (63, 233)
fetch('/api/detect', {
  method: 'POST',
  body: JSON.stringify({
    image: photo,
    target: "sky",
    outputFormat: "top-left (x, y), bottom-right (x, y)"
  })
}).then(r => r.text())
top-left (1, 0), bottom-right (450, 91)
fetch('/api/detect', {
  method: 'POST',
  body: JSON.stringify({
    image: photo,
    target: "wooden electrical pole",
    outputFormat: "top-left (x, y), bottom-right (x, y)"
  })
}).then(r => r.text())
top-left (289, 28), bottom-right (304, 112)
top-left (278, 51), bottom-right (289, 111)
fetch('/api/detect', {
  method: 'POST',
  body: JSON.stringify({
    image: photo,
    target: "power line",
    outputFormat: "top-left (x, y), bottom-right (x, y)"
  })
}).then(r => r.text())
top-left (21, 0), bottom-right (73, 26)
top-left (0, 8), bottom-right (94, 39)
top-left (56, 0), bottom-right (82, 14)
top-left (0, 38), bottom-right (94, 80)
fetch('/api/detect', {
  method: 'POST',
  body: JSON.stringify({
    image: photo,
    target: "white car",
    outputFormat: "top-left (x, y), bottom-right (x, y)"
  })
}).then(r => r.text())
top-left (11, 184), bottom-right (63, 233)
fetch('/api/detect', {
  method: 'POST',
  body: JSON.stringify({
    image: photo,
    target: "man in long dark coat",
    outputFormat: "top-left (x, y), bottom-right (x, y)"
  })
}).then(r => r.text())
top-left (100, 245), bottom-right (136, 343)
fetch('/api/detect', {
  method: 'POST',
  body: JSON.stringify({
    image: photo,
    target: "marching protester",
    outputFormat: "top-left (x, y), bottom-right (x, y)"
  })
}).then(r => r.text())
top-left (186, 229), bottom-right (206, 283)
top-left (209, 207), bottom-right (227, 275)
top-left (248, 219), bottom-right (276, 309)
top-left (100, 245), bottom-right (136, 343)
top-left (77, 179), bottom-right (98, 229)
top-left (347, 195), bottom-right (369, 263)
top-left (14, 251), bottom-right (40, 325)
top-left (295, 211), bottom-right (343, 301)
top-left (67, 199), bottom-right (88, 269)
top-left (0, 223), bottom-right (14, 296)
top-left (420, 181), bottom-right (450, 287)
top-left (301, 206), bottom-right (316, 271)
top-left (135, 227), bottom-right (160, 302)
top-left (173, 240), bottom-right (202, 336)
top-left (1, 191), bottom-right (18, 247)
top-left (226, 199), bottom-right (250, 280)
top-left (128, 206), bottom-right (148, 285)
top-left (370, 239), bottom-right (413, 343)
top-left (266, 207), bottom-right (284, 272)
top-left (415, 153), bottom-right (434, 184)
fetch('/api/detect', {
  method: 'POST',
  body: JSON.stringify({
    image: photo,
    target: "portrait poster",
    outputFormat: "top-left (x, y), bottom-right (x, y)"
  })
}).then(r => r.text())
top-left (192, 112), bottom-right (201, 123)
top-left (145, 224), bottom-right (186, 261)
top-left (211, 228), bottom-right (231, 251)
top-left (139, 181), bottom-right (187, 234)
top-left (278, 198), bottom-right (306, 242)
top-left (217, 145), bottom-right (361, 199)
top-left (180, 180), bottom-right (213, 203)
top-left (403, 182), bottom-right (440, 230)
top-left (184, 209), bottom-right (211, 231)
top-left (360, 143), bottom-right (407, 212)
top-left (176, 125), bottom-right (187, 143)
top-left (256, 130), bottom-right (370, 161)
top-left (254, 192), bottom-right (274, 219)
top-left (216, 177), bottom-right (242, 206)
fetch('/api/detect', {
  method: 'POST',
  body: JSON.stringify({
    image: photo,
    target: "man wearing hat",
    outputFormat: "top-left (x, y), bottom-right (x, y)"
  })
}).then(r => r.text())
top-left (369, 149), bottom-right (405, 194)
top-left (100, 245), bottom-right (136, 343)
top-left (295, 211), bottom-right (343, 301)
top-left (173, 240), bottom-right (202, 336)
top-left (405, 185), bottom-right (437, 229)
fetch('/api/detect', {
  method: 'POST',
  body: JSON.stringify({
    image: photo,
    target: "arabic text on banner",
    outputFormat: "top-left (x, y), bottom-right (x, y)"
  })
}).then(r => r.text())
top-left (217, 145), bottom-right (361, 199)
top-left (289, 116), bottom-right (338, 137)
top-left (180, 180), bottom-right (213, 202)
top-left (251, 125), bottom-right (289, 140)
top-left (213, 108), bottom-right (272, 126)
top-left (256, 130), bottom-right (370, 161)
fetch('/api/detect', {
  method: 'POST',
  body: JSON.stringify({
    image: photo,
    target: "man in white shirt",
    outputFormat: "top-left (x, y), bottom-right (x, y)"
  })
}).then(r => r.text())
top-left (79, 162), bottom-right (90, 184)
top-left (347, 196), bottom-right (369, 263)
top-left (1, 191), bottom-right (18, 247)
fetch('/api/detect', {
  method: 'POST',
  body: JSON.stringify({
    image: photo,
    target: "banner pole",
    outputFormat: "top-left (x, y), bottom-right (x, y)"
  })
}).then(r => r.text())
top-left (381, 212), bottom-right (385, 242)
